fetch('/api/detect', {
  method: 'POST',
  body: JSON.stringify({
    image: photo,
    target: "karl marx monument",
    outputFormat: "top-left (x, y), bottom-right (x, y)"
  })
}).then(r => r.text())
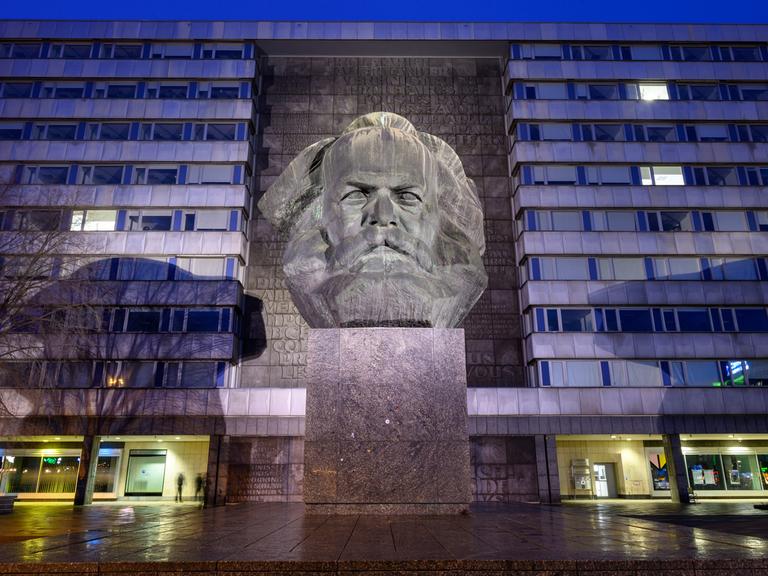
top-left (258, 112), bottom-right (487, 513)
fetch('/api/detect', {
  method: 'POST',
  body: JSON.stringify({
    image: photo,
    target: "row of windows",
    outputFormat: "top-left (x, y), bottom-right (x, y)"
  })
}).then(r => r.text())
top-left (535, 359), bottom-right (766, 388)
top-left (518, 164), bottom-right (768, 187)
top-left (0, 121), bottom-right (248, 142)
top-left (0, 42), bottom-right (252, 60)
top-left (16, 164), bottom-right (248, 186)
top-left (511, 43), bottom-right (767, 63)
top-left (524, 256), bottom-right (768, 282)
top-left (0, 209), bottom-right (244, 233)
top-left (0, 360), bottom-right (230, 388)
top-left (8, 307), bottom-right (236, 335)
top-left (522, 210), bottom-right (768, 233)
top-left (0, 80), bottom-right (252, 100)
top-left (0, 256), bottom-right (241, 282)
top-left (515, 122), bottom-right (768, 144)
top-left (511, 81), bottom-right (768, 102)
top-left (527, 307), bottom-right (768, 334)
top-left (104, 307), bottom-right (236, 334)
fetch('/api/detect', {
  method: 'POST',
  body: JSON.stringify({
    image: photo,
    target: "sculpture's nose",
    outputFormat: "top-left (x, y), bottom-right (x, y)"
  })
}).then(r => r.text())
top-left (365, 189), bottom-right (397, 227)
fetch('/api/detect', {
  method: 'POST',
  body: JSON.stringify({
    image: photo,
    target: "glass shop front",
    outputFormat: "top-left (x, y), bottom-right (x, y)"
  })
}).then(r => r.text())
top-left (0, 447), bottom-right (122, 499)
top-left (0, 436), bottom-right (209, 501)
top-left (558, 435), bottom-right (768, 500)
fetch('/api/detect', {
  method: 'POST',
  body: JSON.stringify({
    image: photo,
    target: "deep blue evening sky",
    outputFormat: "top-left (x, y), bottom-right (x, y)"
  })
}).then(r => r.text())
top-left (2, 0), bottom-right (767, 23)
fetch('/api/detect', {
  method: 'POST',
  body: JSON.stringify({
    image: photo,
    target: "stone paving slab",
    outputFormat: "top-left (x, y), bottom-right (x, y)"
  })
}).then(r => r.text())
top-left (0, 502), bottom-right (766, 574)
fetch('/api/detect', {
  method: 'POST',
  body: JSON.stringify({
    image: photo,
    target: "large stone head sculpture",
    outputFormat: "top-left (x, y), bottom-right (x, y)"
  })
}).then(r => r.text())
top-left (258, 112), bottom-right (488, 328)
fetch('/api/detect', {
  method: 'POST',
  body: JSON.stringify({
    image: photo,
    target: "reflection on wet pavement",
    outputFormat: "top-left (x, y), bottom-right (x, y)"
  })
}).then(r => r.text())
top-left (0, 500), bottom-right (765, 571)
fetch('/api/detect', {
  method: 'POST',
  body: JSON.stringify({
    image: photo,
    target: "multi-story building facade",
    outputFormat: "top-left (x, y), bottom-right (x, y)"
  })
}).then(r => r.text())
top-left (0, 20), bottom-right (766, 504)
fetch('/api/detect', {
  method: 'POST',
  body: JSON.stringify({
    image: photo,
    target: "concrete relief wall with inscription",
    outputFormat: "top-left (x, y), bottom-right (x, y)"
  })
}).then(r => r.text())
top-left (245, 56), bottom-right (522, 388)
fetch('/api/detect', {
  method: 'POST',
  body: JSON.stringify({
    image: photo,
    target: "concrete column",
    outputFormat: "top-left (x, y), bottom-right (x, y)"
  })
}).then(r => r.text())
top-left (73, 435), bottom-right (101, 506)
top-left (535, 434), bottom-right (561, 504)
top-left (205, 434), bottom-right (230, 507)
top-left (663, 434), bottom-right (691, 504)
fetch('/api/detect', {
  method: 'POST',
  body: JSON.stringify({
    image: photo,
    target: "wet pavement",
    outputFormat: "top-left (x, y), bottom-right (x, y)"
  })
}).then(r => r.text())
top-left (0, 500), bottom-right (766, 573)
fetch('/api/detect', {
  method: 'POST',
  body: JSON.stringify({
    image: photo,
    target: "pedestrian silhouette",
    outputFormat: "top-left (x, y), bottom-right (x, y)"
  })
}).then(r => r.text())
top-left (175, 472), bottom-right (185, 503)
top-left (195, 473), bottom-right (204, 502)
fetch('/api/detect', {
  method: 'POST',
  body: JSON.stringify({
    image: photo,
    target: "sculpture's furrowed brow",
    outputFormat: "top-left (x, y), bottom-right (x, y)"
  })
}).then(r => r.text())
top-left (345, 177), bottom-right (421, 191)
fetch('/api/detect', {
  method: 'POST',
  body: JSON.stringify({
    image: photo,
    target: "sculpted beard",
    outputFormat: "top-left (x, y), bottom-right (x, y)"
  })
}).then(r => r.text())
top-left (281, 214), bottom-right (483, 328)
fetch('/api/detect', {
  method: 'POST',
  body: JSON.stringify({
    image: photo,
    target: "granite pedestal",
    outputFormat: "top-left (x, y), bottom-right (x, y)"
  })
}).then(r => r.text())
top-left (304, 328), bottom-right (471, 514)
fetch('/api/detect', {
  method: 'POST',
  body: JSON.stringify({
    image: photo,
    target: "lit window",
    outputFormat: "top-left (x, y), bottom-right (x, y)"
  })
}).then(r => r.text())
top-left (639, 83), bottom-right (669, 100)
top-left (652, 166), bottom-right (685, 186)
top-left (70, 210), bottom-right (117, 231)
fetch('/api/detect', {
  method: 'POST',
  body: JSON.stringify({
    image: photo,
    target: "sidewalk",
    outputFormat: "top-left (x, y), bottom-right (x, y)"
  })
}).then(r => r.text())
top-left (0, 501), bottom-right (766, 573)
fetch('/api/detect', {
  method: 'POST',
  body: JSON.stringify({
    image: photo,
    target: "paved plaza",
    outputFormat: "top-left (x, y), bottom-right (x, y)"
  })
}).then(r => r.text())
top-left (0, 501), bottom-right (767, 574)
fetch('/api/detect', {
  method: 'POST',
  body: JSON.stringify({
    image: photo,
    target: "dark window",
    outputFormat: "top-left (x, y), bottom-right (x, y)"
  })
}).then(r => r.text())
top-left (62, 44), bottom-right (91, 58)
top-left (92, 166), bottom-right (123, 185)
top-left (646, 126), bottom-right (676, 142)
top-left (741, 85), bottom-right (768, 101)
top-left (22, 211), bottom-right (61, 231)
top-left (186, 310), bottom-right (221, 332)
top-left (134, 214), bottom-right (172, 231)
top-left (593, 124), bottom-right (622, 141)
top-left (55, 87), bottom-right (84, 99)
top-left (205, 124), bottom-right (236, 141)
top-left (210, 86), bottom-right (239, 99)
top-left (11, 44), bottom-right (41, 58)
top-left (114, 44), bottom-right (142, 59)
top-left (732, 46), bottom-right (761, 61)
top-left (181, 362), bottom-right (215, 387)
top-left (146, 169), bottom-right (178, 185)
top-left (660, 212), bottom-right (691, 231)
top-left (158, 85), bottom-right (187, 99)
top-left (37, 167), bottom-right (69, 184)
top-left (546, 309), bottom-right (559, 331)
top-left (153, 124), bottom-right (183, 141)
top-left (46, 125), bottom-right (77, 140)
top-left (560, 309), bottom-right (593, 332)
top-left (681, 46), bottom-right (710, 61)
top-left (100, 124), bottom-right (130, 140)
top-left (722, 259), bottom-right (758, 280)
top-left (689, 85), bottom-right (719, 100)
top-left (735, 309), bottom-right (768, 331)
top-left (618, 309), bottom-right (653, 332)
top-left (0, 126), bottom-right (22, 140)
top-left (677, 309), bottom-right (711, 332)
top-left (588, 84), bottom-right (618, 100)
top-left (107, 85), bottom-right (136, 99)
top-left (582, 46), bottom-right (613, 60)
top-left (2, 83), bottom-right (33, 98)
top-left (706, 167), bottom-right (738, 186)
top-left (751, 125), bottom-right (768, 143)
top-left (125, 310), bottom-right (161, 332)
top-left (214, 49), bottom-right (242, 59)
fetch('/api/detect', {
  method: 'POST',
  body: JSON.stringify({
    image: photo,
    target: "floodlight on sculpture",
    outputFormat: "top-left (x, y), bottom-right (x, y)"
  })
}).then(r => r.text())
top-left (257, 112), bottom-right (488, 328)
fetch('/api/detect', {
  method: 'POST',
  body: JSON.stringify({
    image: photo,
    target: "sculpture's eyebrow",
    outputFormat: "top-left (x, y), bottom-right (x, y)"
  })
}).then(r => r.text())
top-left (344, 178), bottom-right (420, 190)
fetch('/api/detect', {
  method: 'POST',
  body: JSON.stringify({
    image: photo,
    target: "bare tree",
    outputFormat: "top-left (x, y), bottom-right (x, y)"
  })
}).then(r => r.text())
top-left (0, 179), bottom-right (104, 382)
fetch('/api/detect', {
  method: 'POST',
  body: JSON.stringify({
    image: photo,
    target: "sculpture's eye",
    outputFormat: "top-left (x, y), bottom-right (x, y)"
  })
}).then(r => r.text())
top-left (340, 189), bottom-right (368, 204)
top-left (396, 189), bottom-right (422, 206)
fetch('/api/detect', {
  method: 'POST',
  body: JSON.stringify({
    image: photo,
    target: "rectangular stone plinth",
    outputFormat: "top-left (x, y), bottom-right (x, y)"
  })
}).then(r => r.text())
top-left (304, 328), bottom-right (471, 514)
